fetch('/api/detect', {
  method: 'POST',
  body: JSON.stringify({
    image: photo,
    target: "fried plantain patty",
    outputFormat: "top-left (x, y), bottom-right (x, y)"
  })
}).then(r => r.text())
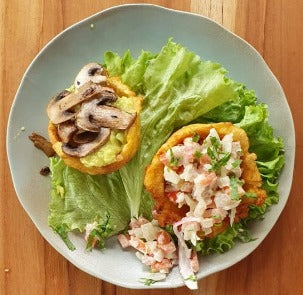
top-left (144, 122), bottom-right (266, 236)
top-left (48, 77), bottom-right (142, 175)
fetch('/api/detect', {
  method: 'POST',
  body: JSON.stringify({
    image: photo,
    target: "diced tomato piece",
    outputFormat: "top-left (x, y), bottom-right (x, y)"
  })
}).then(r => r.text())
top-left (117, 234), bottom-right (130, 248)
top-left (156, 230), bottom-right (171, 245)
top-left (129, 237), bottom-right (146, 253)
top-left (176, 166), bottom-right (184, 174)
top-left (200, 172), bottom-right (217, 186)
top-left (158, 241), bottom-right (176, 254)
top-left (150, 258), bottom-right (173, 273)
top-left (200, 154), bottom-right (211, 165)
top-left (166, 191), bottom-right (178, 203)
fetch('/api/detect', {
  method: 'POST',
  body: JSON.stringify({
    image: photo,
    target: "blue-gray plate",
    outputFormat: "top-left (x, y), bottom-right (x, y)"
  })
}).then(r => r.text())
top-left (6, 4), bottom-right (295, 289)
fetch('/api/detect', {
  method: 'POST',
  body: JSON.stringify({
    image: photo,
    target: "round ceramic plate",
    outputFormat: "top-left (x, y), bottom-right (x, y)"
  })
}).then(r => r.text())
top-left (7, 4), bottom-right (295, 289)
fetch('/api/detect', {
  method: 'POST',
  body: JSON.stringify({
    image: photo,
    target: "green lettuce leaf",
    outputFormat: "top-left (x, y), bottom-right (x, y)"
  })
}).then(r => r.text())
top-left (103, 50), bottom-right (134, 77)
top-left (116, 40), bottom-right (239, 217)
top-left (193, 222), bottom-right (255, 255)
top-left (104, 50), bottom-right (155, 94)
top-left (98, 40), bottom-right (240, 220)
top-left (257, 155), bottom-right (285, 182)
top-left (48, 157), bottom-right (130, 247)
top-left (237, 104), bottom-right (284, 161)
top-left (191, 83), bottom-right (284, 254)
top-left (201, 84), bottom-right (257, 123)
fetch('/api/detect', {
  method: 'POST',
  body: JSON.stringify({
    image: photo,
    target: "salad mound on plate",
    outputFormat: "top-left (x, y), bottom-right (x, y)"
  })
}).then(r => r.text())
top-left (117, 217), bottom-right (178, 274)
top-left (47, 63), bottom-right (142, 175)
top-left (47, 40), bottom-right (284, 288)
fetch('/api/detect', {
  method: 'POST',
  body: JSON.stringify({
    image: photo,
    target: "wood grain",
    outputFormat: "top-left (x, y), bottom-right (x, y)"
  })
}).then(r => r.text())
top-left (1, 0), bottom-right (302, 294)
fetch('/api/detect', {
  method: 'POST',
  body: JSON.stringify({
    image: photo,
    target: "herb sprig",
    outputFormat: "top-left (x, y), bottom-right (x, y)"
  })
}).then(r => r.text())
top-left (232, 159), bottom-right (242, 168)
top-left (169, 148), bottom-right (179, 166)
top-left (192, 132), bottom-right (200, 143)
top-left (86, 214), bottom-right (113, 251)
top-left (206, 136), bottom-right (231, 173)
top-left (185, 275), bottom-right (197, 282)
top-left (139, 278), bottom-right (157, 286)
top-left (230, 176), bottom-right (239, 200)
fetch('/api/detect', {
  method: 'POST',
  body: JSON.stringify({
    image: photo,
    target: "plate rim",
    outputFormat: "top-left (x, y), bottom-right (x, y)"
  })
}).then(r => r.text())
top-left (6, 3), bottom-right (296, 289)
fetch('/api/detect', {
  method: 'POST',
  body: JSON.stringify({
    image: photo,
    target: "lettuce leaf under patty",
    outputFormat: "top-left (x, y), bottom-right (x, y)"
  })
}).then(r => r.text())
top-left (49, 157), bottom-right (130, 249)
top-left (48, 40), bottom-right (239, 246)
top-left (190, 85), bottom-right (284, 255)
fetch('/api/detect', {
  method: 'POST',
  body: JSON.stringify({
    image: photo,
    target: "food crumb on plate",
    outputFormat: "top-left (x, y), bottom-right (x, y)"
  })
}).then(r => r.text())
top-left (40, 166), bottom-right (50, 176)
top-left (13, 126), bottom-right (26, 139)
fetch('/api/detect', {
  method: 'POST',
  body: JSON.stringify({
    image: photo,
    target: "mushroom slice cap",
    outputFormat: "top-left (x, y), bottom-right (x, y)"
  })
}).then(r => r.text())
top-left (47, 82), bottom-right (104, 124)
top-left (57, 121), bottom-right (78, 143)
top-left (90, 105), bottom-right (137, 130)
top-left (76, 102), bottom-right (136, 131)
top-left (72, 130), bottom-right (99, 144)
top-left (62, 128), bottom-right (110, 157)
top-left (96, 87), bottom-right (117, 105)
top-left (74, 63), bottom-right (107, 89)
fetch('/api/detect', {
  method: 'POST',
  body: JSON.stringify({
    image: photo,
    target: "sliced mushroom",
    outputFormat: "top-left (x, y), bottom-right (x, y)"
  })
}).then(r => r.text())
top-left (96, 87), bottom-right (117, 105)
top-left (72, 130), bottom-right (99, 144)
top-left (74, 63), bottom-right (107, 89)
top-left (62, 127), bottom-right (110, 157)
top-left (76, 99), bottom-right (136, 131)
top-left (28, 133), bottom-right (56, 157)
top-left (47, 82), bottom-right (104, 124)
top-left (57, 121), bottom-right (78, 143)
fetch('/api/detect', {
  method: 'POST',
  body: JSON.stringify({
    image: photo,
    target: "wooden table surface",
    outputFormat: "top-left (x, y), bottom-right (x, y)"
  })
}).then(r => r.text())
top-left (1, 1), bottom-right (302, 294)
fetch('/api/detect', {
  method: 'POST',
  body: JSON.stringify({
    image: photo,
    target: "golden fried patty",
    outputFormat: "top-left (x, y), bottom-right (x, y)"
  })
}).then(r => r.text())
top-left (144, 122), bottom-right (266, 233)
top-left (48, 77), bottom-right (142, 175)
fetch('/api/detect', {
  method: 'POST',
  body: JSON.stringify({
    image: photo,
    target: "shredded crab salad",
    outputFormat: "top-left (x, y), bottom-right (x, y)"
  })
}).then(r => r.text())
top-left (118, 218), bottom-right (178, 273)
top-left (114, 128), bottom-right (247, 289)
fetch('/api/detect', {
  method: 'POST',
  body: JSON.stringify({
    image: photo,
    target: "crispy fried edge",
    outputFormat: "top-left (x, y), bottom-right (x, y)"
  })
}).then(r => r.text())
top-left (144, 122), bottom-right (266, 229)
top-left (48, 77), bottom-right (142, 175)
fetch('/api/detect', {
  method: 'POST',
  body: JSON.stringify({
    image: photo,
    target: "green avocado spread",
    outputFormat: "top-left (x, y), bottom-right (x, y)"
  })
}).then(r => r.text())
top-left (80, 97), bottom-right (135, 167)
